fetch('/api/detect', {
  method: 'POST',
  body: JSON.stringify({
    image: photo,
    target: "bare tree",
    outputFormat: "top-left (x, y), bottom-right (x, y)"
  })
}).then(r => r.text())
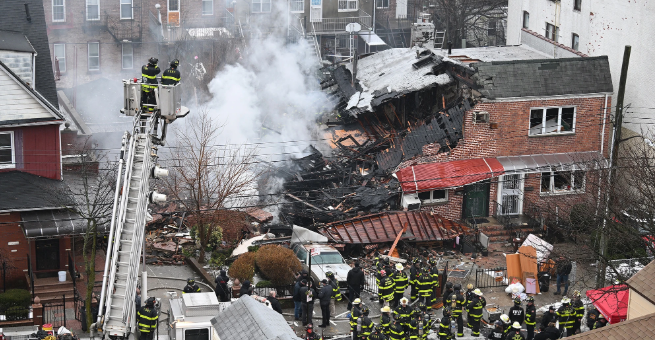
top-left (163, 110), bottom-right (260, 263)
top-left (430, 0), bottom-right (508, 48)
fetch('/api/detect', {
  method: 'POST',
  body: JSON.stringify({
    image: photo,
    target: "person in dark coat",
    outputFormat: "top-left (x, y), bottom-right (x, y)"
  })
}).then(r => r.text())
top-left (534, 323), bottom-right (560, 340)
top-left (214, 270), bottom-right (230, 302)
top-left (183, 278), bottom-right (201, 294)
top-left (346, 262), bottom-right (365, 309)
top-left (509, 298), bottom-right (525, 326)
top-left (506, 322), bottom-right (526, 340)
top-left (267, 290), bottom-right (283, 314)
top-left (586, 307), bottom-right (600, 330)
top-left (239, 280), bottom-right (252, 296)
top-left (525, 297), bottom-right (537, 340)
top-left (299, 279), bottom-right (317, 326)
top-left (294, 280), bottom-right (304, 321)
top-left (318, 279), bottom-right (333, 327)
top-left (487, 321), bottom-right (505, 340)
top-left (554, 256), bottom-right (572, 296)
top-left (540, 306), bottom-right (556, 331)
top-left (592, 314), bottom-right (608, 329)
top-left (137, 297), bottom-right (158, 340)
top-left (161, 59), bottom-right (181, 85)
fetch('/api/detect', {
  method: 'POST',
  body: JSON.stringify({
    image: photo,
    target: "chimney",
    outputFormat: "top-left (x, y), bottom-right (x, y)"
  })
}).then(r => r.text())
top-left (24, 4), bottom-right (32, 22)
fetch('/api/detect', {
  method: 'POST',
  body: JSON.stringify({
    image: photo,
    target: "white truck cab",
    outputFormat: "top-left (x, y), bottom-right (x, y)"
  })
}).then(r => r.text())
top-left (167, 293), bottom-right (228, 340)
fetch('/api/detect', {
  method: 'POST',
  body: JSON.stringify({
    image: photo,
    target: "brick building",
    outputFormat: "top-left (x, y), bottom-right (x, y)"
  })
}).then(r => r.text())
top-left (397, 56), bottom-right (614, 222)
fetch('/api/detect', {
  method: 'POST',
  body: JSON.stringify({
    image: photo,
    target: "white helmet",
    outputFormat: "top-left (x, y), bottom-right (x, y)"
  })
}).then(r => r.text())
top-left (500, 314), bottom-right (510, 323)
top-left (396, 263), bottom-right (404, 271)
top-left (562, 297), bottom-right (571, 304)
top-left (473, 289), bottom-right (483, 296)
top-left (512, 322), bottom-right (521, 329)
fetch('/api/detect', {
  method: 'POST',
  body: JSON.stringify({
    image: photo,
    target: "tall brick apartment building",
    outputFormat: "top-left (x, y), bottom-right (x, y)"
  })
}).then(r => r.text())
top-left (397, 56), bottom-right (614, 222)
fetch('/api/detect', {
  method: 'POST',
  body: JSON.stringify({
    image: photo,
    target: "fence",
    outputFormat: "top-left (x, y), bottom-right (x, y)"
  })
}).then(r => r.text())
top-left (252, 283), bottom-right (295, 299)
top-left (475, 267), bottom-right (508, 288)
top-left (362, 269), bottom-right (379, 297)
top-left (605, 257), bottom-right (654, 284)
top-left (43, 295), bottom-right (67, 329)
top-left (0, 304), bottom-right (31, 322)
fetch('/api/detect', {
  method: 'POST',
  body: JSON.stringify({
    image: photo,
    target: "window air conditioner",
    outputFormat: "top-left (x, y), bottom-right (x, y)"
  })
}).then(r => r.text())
top-left (402, 194), bottom-right (422, 211)
top-left (473, 111), bottom-right (490, 124)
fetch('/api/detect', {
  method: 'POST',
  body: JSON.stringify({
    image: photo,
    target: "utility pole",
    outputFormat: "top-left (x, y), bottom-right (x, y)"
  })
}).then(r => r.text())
top-left (597, 45), bottom-right (631, 288)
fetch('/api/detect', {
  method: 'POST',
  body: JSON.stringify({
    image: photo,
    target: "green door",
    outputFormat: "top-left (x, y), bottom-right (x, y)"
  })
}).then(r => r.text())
top-left (463, 181), bottom-right (490, 219)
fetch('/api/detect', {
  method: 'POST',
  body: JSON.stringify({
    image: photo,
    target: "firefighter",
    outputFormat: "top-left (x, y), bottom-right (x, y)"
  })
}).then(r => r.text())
top-left (451, 284), bottom-right (466, 337)
top-left (183, 278), bottom-right (201, 293)
top-left (488, 321), bottom-right (505, 340)
top-left (571, 290), bottom-right (584, 334)
top-left (161, 59), bottom-right (181, 85)
top-left (557, 297), bottom-right (575, 337)
top-left (350, 298), bottom-right (363, 339)
top-left (378, 270), bottom-right (395, 306)
top-left (394, 297), bottom-right (412, 334)
top-left (392, 263), bottom-right (408, 307)
top-left (141, 57), bottom-right (160, 112)
top-left (417, 268), bottom-right (433, 309)
top-left (428, 259), bottom-right (440, 307)
top-left (438, 308), bottom-right (454, 340)
top-left (410, 258), bottom-right (422, 301)
top-left (465, 283), bottom-right (475, 327)
top-left (467, 289), bottom-right (485, 337)
top-left (388, 318), bottom-right (405, 340)
top-left (586, 306), bottom-right (600, 330)
top-left (500, 314), bottom-right (512, 336)
top-left (380, 306), bottom-right (391, 336)
top-left (326, 271), bottom-right (342, 316)
top-left (418, 302), bottom-right (433, 340)
top-left (506, 322), bottom-right (526, 340)
top-left (359, 306), bottom-right (374, 340)
top-left (408, 307), bottom-right (424, 340)
top-left (367, 327), bottom-right (387, 340)
top-left (525, 296), bottom-right (536, 340)
top-left (443, 282), bottom-right (454, 306)
top-left (592, 314), bottom-right (607, 330)
top-left (509, 298), bottom-right (525, 326)
top-left (137, 297), bottom-right (158, 340)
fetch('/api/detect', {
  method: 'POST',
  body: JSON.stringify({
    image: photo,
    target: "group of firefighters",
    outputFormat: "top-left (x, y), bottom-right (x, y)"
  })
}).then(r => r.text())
top-left (342, 256), bottom-right (608, 340)
top-left (140, 57), bottom-right (181, 112)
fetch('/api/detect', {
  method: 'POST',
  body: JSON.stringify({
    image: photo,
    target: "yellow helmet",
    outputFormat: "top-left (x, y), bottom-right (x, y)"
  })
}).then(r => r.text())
top-left (467, 284), bottom-right (474, 290)
top-left (381, 306), bottom-right (392, 313)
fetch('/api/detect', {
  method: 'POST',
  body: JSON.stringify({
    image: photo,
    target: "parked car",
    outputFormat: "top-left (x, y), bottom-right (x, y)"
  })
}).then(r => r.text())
top-left (291, 243), bottom-right (350, 290)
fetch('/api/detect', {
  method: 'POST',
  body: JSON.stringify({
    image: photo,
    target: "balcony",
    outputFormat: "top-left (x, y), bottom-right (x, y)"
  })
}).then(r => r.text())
top-left (294, 10), bottom-right (372, 35)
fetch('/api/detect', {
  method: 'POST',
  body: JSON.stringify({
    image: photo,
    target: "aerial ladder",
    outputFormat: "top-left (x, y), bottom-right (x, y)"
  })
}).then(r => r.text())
top-left (95, 80), bottom-right (189, 339)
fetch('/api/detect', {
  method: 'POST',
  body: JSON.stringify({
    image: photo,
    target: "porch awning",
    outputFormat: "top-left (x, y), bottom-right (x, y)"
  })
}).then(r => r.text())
top-left (496, 151), bottom-right (607, 174)
top-left (21, 209), bottom-right (109, 238)
top-left (359, 32), bottom-right (387, 46)
top-left (396, 158), bottom-right (504, 193)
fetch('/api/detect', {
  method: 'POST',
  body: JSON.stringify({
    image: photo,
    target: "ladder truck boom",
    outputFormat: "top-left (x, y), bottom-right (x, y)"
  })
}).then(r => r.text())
top-left (96, 81), bottom-right (189, 339)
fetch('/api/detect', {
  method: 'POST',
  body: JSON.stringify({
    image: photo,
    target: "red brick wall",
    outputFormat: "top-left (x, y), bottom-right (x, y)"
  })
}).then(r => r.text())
top-left (0, 212), bottom-right (30, 287)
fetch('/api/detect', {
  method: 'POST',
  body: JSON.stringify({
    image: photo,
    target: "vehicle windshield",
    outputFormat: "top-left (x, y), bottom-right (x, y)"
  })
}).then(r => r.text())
top-left (311, 252), bottom-right (345, 265)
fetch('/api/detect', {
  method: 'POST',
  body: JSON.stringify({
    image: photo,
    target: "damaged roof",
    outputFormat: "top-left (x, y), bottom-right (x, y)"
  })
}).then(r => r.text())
top-left (319, 211), bottom-right (468, 244)
top-left (472, 56), bottom-right (613, 99)
top-left (396, 158), bottom-right (505, 192)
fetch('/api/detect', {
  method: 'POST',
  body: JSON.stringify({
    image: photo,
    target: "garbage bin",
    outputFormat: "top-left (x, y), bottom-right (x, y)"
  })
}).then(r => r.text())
top-left (538, 272), bottom-right (550, 292)
top-left (58, 271), bottom-right (67, 282)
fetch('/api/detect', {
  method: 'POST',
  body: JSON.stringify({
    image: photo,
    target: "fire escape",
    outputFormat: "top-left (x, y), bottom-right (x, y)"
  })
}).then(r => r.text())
top-left (105, 5), bottom-right (143, 42)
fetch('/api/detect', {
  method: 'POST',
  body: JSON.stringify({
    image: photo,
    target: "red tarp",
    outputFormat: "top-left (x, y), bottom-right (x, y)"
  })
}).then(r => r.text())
top-left (585, 284), bottom-right (629, 324)
top-left (396, 158), bottom-right (505, 193)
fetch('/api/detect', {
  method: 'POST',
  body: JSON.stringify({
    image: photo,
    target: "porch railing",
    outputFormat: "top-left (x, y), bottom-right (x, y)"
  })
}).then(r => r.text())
top-left (309, 10), bottom-right (372, 33)
top-left (27, 253), bottom-right (34, 302)
top-left (68, 252), bottom-right (76, 287)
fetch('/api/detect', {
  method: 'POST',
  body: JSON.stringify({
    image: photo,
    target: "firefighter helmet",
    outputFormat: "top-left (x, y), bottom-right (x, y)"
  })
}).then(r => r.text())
top-left (148, 57), bottom-right (158, 65)
top-left (171, 59), bottom-right (180, 67)
top-left (145, 297), bottom-right (156, 307)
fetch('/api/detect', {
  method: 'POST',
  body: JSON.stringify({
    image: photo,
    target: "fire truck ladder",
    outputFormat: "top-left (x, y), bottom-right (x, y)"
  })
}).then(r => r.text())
top-left (101, 115), bottom-right (157, 338)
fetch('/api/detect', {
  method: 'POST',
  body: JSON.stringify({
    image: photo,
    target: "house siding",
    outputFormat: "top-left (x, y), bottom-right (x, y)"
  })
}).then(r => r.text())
top-left (0, 125), bottom-right (61, 180)
top-left (627, 289), bottom-right (655, 320)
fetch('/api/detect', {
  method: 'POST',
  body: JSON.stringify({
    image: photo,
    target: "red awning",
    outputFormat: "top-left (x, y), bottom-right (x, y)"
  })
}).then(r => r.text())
top-left (396, 158), bottom-right (505, 193)
top-left (586, 285), bottom-right (629, 324)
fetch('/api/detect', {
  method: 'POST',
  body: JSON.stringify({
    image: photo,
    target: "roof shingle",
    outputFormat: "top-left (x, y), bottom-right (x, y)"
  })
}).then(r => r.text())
top-left (626, 259), bottom-right (655, 306)
top-left (567, 312), bottom-right (655, 340)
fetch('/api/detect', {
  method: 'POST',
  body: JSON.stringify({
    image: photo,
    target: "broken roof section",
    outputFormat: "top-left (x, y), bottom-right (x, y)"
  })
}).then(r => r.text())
top-left (319, 211), bottom-right (469, 244)
top-left (396, 158), bottom-right (505, 192)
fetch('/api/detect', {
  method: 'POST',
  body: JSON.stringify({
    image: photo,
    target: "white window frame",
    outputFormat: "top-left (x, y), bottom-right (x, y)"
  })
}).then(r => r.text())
top-left (168, 0), bottom-right (180, 14)
top-left (120, 0), bottom-right (133, 19)
top-left (522, 11), bottom-right (529, 29)
top-left (545, 23), bottom-right (559, 42)
top-left (88, 42), bottom-right (100, 71)
top-left (540, 170), bottom-right (585, 195)
top-left (417, 189), bottom-right (448, 204)
top-left (572, 33), bottom-right (579, 51)
top-left (0, 131), bottom-right (16, 169)
top-left (53, 43), bottom-right (66, 73)
top-left (86, 0), bottom-right (100, 20)
top-left (52, 0), bottom-right (66, 22)
top-left (251, 0), bottom-right (271, 13)
top-left (338, 0), bottom-right (358, 11)
top-left (202, 0), bottom-right (214, 15)
top-left (376, 0), bottom-right (388, 9)
top-left (290, 0), bottom-right (304, 13)
top-left (122, 44), bottom-right (133, 70)
top-left (529, 106), bottom-right (576, 136)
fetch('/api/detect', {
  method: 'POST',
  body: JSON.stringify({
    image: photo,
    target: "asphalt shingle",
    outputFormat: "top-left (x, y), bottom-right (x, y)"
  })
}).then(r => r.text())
top-left (0, 171), bottom-right (72, 212)
top-left (567, 313), bottom-right (655, 340)
top-left (472, 56), bottom-right (614, 100)
top-left (626, 260), bottom-right (655, 306)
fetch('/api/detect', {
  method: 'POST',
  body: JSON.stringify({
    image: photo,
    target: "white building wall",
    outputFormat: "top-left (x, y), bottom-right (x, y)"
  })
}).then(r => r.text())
top-left (507, 0), bottom-right (655, 134)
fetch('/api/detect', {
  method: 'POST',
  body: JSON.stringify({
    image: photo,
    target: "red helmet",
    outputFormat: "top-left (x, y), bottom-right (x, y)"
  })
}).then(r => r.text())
top-left (380, 270), bottom-right (386, 276)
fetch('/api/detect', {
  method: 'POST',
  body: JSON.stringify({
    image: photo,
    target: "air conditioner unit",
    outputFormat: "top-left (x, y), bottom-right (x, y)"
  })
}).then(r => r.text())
top-left (402, 194), bottom-right (422, 211)
top-left (473, 111), bottom-right (490, 124)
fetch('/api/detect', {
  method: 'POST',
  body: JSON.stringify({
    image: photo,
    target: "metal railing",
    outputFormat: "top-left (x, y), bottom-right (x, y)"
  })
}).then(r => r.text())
top-left (27, 253), bottom-right (34, 302)
top-left (252, 283), bottom-right (295, 299)
top-left (0, 304), bottom-right (31, 321)
top-left (475, 267), bottom-right (508, 288)
top-left (43, 295), bottom-right (67, 328)
top-left (362, 269), bottom-right (379, 297)
top-left (311, 10), bottom-right (372, 33)
top-left (68, 252), bottom-right (76, 287)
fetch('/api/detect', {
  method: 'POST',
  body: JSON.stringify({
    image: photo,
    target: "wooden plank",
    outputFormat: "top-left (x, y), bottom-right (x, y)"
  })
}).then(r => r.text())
top-left (506, 254), bottom-right (522, 285)
top-left (388, 222), bottom-right (408, 257)
top-left (518, 246), bottom-right (540, 294)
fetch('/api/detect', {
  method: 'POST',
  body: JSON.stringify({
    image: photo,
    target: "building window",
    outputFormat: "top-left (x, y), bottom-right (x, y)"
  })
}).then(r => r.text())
top-left (88, 43), bottom-right (99, 71)
top-left (252, 0), bottom-right (271, 13)
top-left (168, 0), bottom-right (180, 11)
top-left (52, 0), bottom-right (66, 22)
top-left (122, 44), bottom-right (133, 69)
top-left (202, 0), bottom-right (213, 15)
top-left (120, 0), bottom-right (133, 19)
top-left (523, 11), bottom-right (529, 29)
top-left (574, 0), bottom-right (582, 11)
top-left (0, 132), bottom-right (15, 169)
top-left (572, 33), bottom-right (579, 51)
top-left (53, 44), bottom-right (66, 72)
top-left (339, 0), bottom-right (358, 11)
top-left (417, 190), bottom-right (448, 204)
top-left (86, 0), bottom-right (99, 20)
top-left (184, 329), bottom-right (209, 340)
top-left (529, 107), bottom-right (575, 136)
top-left (376, 0), bottom-right (389, 9)
top-left (290, 0), bottom-right (304, 12)
top-left (545, 23), bottom-right (559, 42)
top-left (541, 171), bottom-right (584, 194)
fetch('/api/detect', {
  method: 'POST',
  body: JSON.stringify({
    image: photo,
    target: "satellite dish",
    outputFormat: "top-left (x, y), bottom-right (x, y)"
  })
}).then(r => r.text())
top-left (345, 22), bottom-right (361, 33)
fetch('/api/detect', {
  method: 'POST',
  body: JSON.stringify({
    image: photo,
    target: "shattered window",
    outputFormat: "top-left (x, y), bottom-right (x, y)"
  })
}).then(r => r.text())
top-left (541, 172), bottom-right (551, 192)
top-left (541, 171), bottom-right (584, 193)
top-left (553, 171), bottom-right (571, 191)
top-left (529, 107), bottom-right (576, 135)
top-left (418, 190), bottom-right (447, 203)
top-left (417, 191), bottom-right (431, 201)
top-left (376, 0), bottom-right (389, 9)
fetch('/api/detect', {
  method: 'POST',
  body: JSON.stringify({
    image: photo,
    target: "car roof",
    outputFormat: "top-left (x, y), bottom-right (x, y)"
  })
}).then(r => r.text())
top-left (301, 244), bottom-right (339, 252)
